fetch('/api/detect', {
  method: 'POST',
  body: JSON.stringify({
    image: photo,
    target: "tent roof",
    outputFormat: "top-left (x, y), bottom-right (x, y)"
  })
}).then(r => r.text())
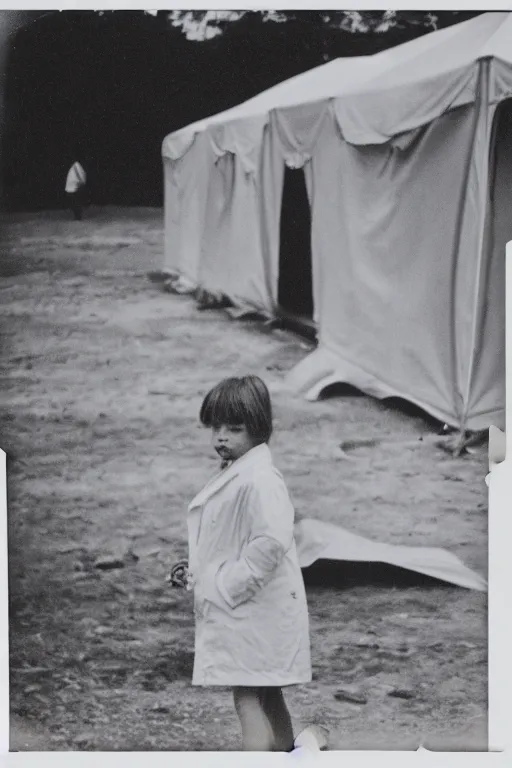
top-left (163, 55), bottom-right (383, 154)
top-left (354, 10), bottom-right (511, 95)
top-left (163, 12), bottom-right (512, 155)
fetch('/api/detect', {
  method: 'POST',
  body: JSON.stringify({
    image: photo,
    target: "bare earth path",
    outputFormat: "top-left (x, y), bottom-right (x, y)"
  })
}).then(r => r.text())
top-left (1, 208), bottom-right (487, 751)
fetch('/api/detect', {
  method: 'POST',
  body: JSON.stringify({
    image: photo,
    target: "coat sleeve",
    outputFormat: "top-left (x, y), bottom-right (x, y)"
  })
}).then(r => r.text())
top-left (206, 473), bottom-right (295, 610)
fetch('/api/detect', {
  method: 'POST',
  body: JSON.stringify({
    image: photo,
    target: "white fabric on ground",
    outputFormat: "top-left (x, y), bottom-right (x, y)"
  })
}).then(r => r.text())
top-left (295, 518), bottom-right (487, 592)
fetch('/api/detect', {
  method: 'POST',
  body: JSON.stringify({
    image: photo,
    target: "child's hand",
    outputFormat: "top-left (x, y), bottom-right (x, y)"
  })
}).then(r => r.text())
top-left (166, 560), bottom-right (189, 589)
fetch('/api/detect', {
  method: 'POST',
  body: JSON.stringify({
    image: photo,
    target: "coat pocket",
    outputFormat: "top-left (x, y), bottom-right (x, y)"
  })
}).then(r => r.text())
top-left (198, 568), bottom-right (254, 622)
top-left (203, 580), bottom-right (253, 620)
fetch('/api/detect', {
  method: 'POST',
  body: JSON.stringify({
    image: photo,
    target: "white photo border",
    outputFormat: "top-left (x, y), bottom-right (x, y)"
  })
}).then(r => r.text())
top-left (1, 1), bottom-right (510, 765)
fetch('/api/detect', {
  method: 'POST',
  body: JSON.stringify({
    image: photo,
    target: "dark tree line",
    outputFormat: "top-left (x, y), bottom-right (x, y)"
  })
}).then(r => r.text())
top-left (2, 10), bottom-right (482, 210)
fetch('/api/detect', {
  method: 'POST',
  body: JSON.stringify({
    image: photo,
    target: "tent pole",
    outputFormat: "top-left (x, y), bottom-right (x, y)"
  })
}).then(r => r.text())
top-left (451, 57), bottom-right (493, 455)
top-left (446, 62), bottom-right (485, 442)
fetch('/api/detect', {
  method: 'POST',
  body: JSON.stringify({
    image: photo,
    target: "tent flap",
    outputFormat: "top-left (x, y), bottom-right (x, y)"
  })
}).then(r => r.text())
top-left (333, 65), bottom-right (478, 146)
top-left (208, 115), bottom-right (267, 174)
top-left (162, 131), bottom-right (196, 161)
top-left (285, 345), bottom-right (459, 427)
top-left (272, 101), bottom-right (329, 164)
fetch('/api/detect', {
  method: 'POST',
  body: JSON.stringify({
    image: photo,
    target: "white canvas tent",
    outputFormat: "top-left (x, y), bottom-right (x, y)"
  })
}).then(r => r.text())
top-left (162, 12), bottom-right (511, 432)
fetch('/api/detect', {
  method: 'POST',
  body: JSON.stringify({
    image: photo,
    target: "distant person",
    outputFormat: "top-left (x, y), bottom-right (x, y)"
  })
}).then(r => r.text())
top-left (65, 160), bottom-right (87, 221)
top-left (171, 375), bottom-right (327, 753)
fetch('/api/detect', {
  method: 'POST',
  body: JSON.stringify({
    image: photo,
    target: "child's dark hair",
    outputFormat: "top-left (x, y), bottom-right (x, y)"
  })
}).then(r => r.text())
top-left (200, 375), bottom-right (273, 444)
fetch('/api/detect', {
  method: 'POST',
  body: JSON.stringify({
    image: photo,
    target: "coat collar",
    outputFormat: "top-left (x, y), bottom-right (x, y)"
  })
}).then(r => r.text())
top-left (188, 442), bottom-right (272, 511)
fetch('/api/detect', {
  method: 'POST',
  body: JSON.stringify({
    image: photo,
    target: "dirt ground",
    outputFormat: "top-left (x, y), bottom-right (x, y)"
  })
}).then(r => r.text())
top-left (1, 208), bottom-right (488, 752)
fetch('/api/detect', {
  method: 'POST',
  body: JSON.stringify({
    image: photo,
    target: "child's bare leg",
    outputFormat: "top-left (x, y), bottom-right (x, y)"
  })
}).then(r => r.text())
top-left (261, 687), bottom-right (295, 752)
top-left (233, 687), bottom-right (274, 751)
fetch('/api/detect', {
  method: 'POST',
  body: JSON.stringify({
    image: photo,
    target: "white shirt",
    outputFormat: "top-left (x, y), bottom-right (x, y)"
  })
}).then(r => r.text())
top-left (65, 162), bottom-right (86, 193)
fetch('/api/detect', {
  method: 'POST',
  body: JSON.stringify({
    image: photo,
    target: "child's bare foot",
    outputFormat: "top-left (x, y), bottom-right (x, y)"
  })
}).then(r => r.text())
top-left (294, 724), bottom-right (329, 751)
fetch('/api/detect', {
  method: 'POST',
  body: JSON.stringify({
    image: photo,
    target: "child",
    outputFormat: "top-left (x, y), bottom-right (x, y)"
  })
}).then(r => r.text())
top-left (186, 375), bottom-right (314, 752)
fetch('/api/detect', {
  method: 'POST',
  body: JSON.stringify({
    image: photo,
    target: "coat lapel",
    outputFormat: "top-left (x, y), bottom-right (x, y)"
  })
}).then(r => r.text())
top-left (188, 443), bottom-right (272, 511)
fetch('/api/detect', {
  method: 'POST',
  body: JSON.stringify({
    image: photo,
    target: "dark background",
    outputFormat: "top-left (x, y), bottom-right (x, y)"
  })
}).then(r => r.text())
top-left (2, 10), bottom-right (483, 211)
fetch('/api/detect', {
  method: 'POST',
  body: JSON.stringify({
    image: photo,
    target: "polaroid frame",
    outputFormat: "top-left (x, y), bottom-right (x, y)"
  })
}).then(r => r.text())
top-left (1, 1), bottom-right (510, 765)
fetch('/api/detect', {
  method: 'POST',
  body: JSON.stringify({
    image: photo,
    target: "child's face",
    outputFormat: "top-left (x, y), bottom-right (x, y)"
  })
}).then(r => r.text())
top-left (211, 423), bottom-right (256, 463)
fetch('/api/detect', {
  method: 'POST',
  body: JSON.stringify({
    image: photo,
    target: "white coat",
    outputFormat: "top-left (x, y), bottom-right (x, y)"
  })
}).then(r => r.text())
top-left (187, 443), bottom-right (312, 687)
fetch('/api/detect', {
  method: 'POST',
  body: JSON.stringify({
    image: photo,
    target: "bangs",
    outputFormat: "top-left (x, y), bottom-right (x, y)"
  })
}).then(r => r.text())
top-left (200, 376), bottom-right (273, 442)
top-left (200, 383), bottom-right (248, 428)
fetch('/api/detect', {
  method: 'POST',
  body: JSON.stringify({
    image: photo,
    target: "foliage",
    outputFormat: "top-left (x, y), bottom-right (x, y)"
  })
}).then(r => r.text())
top-left (166, 10), bottom-right (481, 40)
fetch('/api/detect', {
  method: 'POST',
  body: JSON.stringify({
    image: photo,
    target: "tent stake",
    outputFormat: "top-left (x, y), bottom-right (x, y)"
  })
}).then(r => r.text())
top-left (452, 429), bottom-right (488, 457)
top-left (453, 431), bottom-right (468, 457)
